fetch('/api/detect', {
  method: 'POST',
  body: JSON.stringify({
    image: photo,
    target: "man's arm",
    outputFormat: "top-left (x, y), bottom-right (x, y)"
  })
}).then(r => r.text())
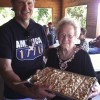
top-left (0, 58), bottom-right (34, 97)
top-left (0, 58), bottom-right (55, 99)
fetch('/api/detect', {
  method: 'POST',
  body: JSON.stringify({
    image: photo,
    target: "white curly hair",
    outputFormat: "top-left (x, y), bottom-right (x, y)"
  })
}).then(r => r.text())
top-left (56, 17), bottom-right (81, 38)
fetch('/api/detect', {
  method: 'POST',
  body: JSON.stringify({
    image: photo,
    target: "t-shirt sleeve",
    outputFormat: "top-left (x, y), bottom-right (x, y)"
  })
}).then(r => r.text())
top-left (83, 41), bottom-right (89, 52)
top-left (45, 49), bottom-right (53, 67)
top-left (45, 48), bottom-right (58, 67)
top-left (0, 26), bottom-right (12, 59)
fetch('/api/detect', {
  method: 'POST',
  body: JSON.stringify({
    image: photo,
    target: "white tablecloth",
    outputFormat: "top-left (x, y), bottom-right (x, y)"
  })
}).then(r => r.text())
top-left (89, 54), bottom-right (100, 72)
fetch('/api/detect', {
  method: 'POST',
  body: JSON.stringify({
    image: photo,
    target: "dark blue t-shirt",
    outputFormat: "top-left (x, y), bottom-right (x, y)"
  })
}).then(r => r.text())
top-left (0, 18), bottom-right (48, 99)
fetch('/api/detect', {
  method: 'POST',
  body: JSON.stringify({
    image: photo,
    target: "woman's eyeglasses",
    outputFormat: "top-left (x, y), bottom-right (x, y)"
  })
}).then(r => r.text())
top-left (60, 33), bottom-right (74, 39)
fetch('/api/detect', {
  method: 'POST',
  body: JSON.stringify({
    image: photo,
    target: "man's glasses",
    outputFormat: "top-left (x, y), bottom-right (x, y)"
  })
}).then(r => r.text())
top-left (26, 38), bottom-right (32, 46)
top-left (25, 30), bottom-right (32, 46)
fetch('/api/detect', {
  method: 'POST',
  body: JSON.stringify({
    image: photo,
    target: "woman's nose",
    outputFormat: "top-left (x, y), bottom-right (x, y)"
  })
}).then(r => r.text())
top-left (63, 36), bottom-right (69, 41)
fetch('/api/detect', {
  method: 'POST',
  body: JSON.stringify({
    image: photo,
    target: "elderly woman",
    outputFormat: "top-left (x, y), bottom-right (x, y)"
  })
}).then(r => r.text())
top-left (45, 18), bottom-right (100, 100)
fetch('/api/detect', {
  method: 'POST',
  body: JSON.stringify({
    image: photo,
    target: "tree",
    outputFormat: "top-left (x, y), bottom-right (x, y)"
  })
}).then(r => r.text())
top-left (67, 5), bottom-right (87, 28)
top-left (32, 8), bottom-right (52, 25)
top-left (0, 7), bottom-right (4, 13)
top-left (0, 7), bottom-right (14, 26)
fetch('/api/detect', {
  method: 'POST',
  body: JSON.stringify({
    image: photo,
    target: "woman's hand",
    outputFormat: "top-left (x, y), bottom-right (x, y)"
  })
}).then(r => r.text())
top-left (30, 85), bottom-right (55, 99)
top-left (88, 81), bottom-right (100, 98)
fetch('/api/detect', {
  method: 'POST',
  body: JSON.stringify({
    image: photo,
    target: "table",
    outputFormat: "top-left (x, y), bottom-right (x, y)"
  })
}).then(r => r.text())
top-left (89, 54), bottom-right (100, 72)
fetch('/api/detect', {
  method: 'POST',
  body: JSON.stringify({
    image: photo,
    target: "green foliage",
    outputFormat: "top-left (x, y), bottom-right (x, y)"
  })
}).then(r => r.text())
top-left (0, 7), bottom-right (4, 13)
top-left (0, 7), bottom-right (14, 25)
top-left (37, 8), bottom-right (48, 21)
top-left (67, 5), bottom-right (87, 28)
top-left (32, 8), bottom-right (52, 25)
top-left (0, 7), bottom-right (14, 18)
